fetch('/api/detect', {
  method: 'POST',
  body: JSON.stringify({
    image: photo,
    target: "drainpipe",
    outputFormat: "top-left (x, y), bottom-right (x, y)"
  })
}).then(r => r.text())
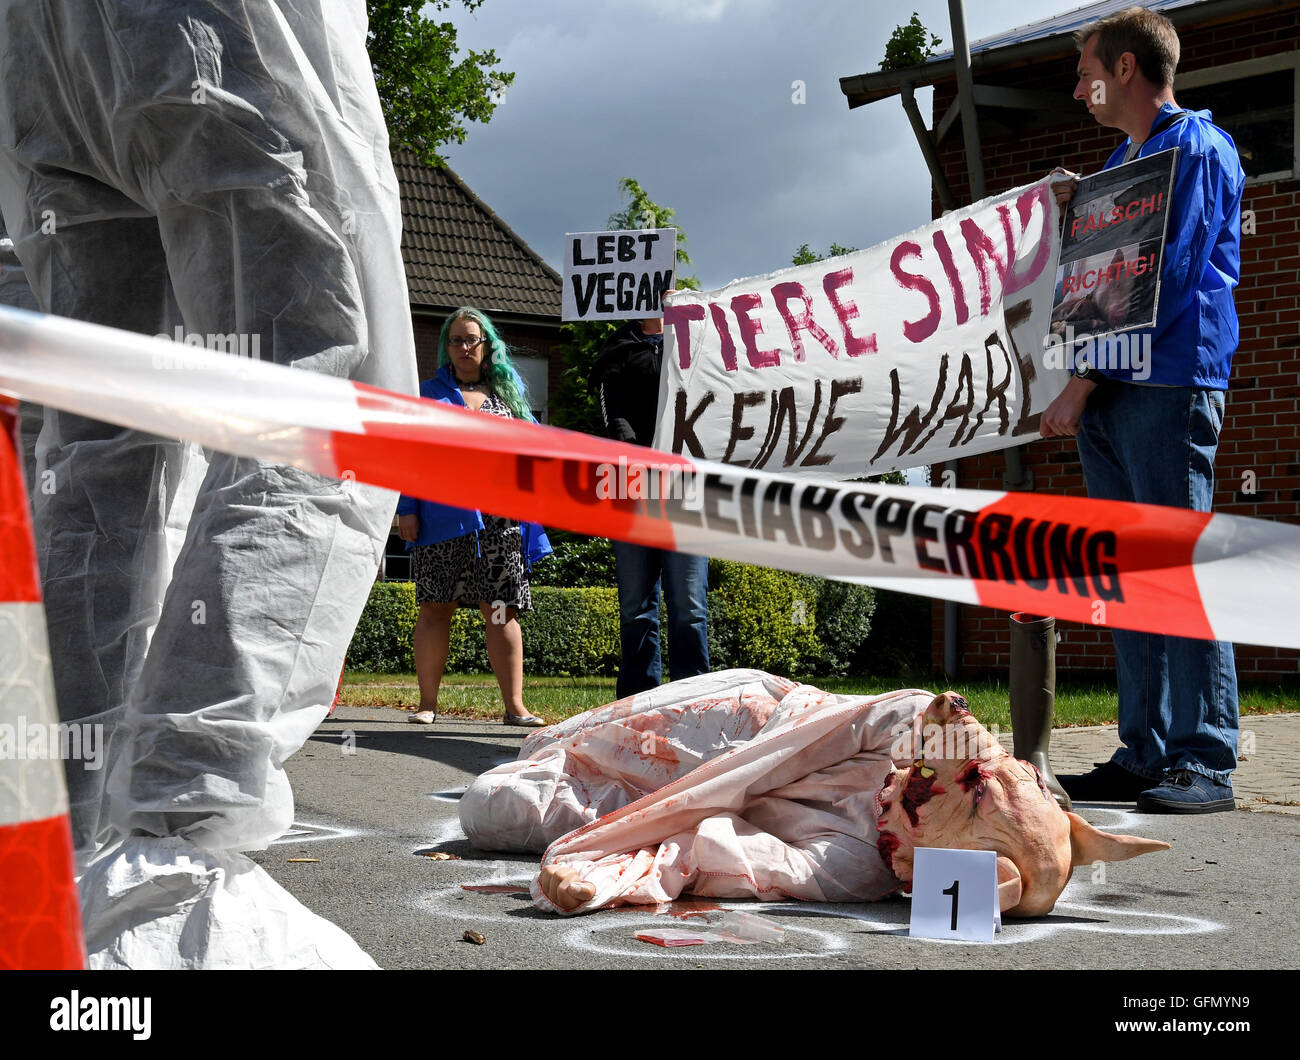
top-left (942, 465), bottom-right (960, 678)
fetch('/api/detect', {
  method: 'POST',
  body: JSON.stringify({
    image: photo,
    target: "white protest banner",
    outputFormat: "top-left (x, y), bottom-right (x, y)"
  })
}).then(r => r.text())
top-left (562, 228), bottom-right (677, 321)
top-left (653, 180), bottom-right (1064, 478)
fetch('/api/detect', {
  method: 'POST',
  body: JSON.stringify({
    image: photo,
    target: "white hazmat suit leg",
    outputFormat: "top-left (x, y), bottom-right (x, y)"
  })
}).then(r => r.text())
top-left (0, 228), bottom-right (44, 508)
top-left (0, 0), bottom-right (417, 967)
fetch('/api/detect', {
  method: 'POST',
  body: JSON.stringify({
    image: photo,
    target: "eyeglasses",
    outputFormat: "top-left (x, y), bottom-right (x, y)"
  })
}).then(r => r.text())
top-left (448, 336), bottom-right (485, 350)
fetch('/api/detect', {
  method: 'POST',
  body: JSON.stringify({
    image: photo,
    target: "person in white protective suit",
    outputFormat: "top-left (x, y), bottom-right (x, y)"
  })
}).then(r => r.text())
top-left (0, 1), bottom-right (417, 967)
top-left (0, 227), bottom-right (41, 505)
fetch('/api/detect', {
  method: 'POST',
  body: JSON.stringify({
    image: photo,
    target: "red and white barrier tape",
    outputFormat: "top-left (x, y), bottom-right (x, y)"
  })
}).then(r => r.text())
top-left (1, 304), bottom-right (1297, 649)
top-left (0, 397), bottom-right (85, 969)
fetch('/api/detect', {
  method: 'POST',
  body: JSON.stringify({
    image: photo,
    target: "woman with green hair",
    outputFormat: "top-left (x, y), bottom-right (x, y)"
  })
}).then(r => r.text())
top-left (396, 307), bottom-right (552, 726)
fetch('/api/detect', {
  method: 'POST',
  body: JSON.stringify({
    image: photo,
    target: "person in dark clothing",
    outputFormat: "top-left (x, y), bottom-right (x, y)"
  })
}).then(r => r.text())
top-left (590, 318), bottom-right (709, 698)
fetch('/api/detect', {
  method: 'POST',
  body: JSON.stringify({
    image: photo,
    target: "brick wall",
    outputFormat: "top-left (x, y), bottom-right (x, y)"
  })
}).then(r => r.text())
top-left (926, 8), bottom-right (1300, 678)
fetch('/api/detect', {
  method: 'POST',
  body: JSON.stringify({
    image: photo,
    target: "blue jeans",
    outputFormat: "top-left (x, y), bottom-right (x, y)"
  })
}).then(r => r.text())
top-left (1077, 384), bottom-right (1238, 785)
top-left (612, 541), bottom-right (710, 698)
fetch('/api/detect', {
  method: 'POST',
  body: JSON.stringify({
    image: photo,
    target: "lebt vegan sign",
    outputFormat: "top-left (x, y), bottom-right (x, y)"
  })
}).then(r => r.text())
top-left (562, 228), bottom-right (678, 321)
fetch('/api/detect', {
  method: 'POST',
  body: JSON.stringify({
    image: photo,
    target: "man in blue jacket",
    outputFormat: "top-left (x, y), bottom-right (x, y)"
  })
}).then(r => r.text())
top-left (1041, 7), bottom-right (1244, 813)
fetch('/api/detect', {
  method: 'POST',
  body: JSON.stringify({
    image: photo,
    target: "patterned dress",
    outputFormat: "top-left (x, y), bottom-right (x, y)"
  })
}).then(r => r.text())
top-left (411, 391), bottom-right (532, 612)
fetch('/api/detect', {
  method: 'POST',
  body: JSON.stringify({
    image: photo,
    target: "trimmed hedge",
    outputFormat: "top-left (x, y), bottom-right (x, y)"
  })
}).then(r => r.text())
top-left (799, 575), bottom-right (878, 677)
top-left (529, 530), bottom-right (616, 588)
top-left (347, 562), bottom-right (877, 678)
top-left (706, 561), bottom-right (821, 675)
top-left (347, 582), bottom-right (620, 676)
top-left (522, 587), bottom-right (620, 676)
top-left (345, 581), bottom-right (419, 673)
top-left (859, 587), bottom-right (932, 674)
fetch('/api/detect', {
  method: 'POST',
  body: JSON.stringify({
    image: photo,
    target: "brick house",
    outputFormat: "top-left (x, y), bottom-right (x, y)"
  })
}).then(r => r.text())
top-left (841, 0), bottom-right (1299, 678)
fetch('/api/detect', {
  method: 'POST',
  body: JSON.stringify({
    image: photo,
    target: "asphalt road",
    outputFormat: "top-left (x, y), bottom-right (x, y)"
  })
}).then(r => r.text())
top-left (246, 705), bottom-right (1300, 973)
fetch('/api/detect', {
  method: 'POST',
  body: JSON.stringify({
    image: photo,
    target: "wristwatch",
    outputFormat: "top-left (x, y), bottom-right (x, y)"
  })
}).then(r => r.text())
top-left (1073, 352), bottom-right (1096, 382)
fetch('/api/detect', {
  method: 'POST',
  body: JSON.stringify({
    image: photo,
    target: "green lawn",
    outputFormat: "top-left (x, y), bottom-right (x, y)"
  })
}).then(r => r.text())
top-left (340, 670), bottom-right (1300, 728)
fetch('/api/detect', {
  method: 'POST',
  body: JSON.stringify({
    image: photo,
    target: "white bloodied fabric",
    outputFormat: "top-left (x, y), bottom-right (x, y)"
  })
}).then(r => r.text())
top-left (0, 0), bottom-right (415, 966)
top-left (461, 669), bottom-right (934, 913)
top-left (460, 670), bottom-right (1168, 919)
top-left (460, 670), bottom-right (799, 853)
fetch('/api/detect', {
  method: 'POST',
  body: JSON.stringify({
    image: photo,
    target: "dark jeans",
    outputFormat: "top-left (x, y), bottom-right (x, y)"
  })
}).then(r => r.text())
top-left (612, 541), bottom-right (709, 698)
top-left (1077, 383), bottom-right (1238, 784)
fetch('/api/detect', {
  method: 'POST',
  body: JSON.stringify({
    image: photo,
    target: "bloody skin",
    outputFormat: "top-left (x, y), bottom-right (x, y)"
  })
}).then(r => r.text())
top-left (875, 691), bottom-right (1169, 916)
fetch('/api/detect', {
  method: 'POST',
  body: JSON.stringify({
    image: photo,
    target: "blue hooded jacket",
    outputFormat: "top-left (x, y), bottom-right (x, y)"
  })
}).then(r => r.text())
top-left (395, 362), bottom-right (553, 566)
top-left (1094, 103), bottom-right (1245, 388)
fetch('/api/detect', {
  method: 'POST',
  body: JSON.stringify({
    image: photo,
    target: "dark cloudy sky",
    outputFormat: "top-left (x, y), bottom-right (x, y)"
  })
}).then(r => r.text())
top-left (440, 0), bottom-right (1079, 291)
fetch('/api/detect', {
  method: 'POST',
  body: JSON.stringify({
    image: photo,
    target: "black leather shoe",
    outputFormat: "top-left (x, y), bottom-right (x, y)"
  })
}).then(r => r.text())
top-left (1060, 760), bottom-right (1154, 801)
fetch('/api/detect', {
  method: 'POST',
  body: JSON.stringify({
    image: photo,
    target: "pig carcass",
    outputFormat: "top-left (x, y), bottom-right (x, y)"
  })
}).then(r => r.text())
top-left (458, 669), bottom-right (1167, 916)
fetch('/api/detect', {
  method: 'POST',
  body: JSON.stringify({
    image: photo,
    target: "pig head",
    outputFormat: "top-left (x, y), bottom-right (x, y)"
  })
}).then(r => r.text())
top-left (875, 692), bottom-right (1169, 916)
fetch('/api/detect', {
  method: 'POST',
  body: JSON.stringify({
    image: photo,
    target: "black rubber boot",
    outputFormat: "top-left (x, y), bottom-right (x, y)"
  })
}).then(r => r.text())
top-left (1009, 612), bottom-right (1070, 810)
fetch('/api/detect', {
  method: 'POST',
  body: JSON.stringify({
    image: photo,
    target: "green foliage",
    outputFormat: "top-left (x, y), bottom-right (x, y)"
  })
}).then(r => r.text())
top-left (551, 178), bottom-right (699, 433)
top-left (706, 561), bottom-right (823, 675)
top-left (345, 581), bottom-right (485, 673)
top-left (367, 0), bottom-right (514, 167)
top-left (522, 587), bottom-right (621, 676)
top-left (858, 588), bottom-right (932, 675)
top-left (791, 242), bottom-right (860, 266)
top-left (880, 13), bottom-right (943, 72)
top-left (349, 568), bottom-right (881, 679)
top-left (606, 178), bottom-right (698, 285)
top-left (550, 318), bottom-right (619, 434)
top-left (347, 582), bottom-right (621, 676)
top-left (347, 581), bottom-right (420, 672)
top-left (799, 576), bottom-right (878, 677)
top-left (446, 607), bottom-right (489, 672)
top-left (529, 531), bottom-right (617, 588)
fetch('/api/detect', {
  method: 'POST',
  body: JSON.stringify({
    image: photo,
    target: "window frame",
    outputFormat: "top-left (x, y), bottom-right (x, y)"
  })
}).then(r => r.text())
top-left (1176, 50), bottom-right (1299, 184)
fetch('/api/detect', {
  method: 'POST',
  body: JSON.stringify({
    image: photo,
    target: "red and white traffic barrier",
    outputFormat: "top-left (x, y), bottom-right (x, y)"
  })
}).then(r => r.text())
top-left (1, 303), bottom-right (1298, 650)
top-left (0, 397), bottom-right (85, 969)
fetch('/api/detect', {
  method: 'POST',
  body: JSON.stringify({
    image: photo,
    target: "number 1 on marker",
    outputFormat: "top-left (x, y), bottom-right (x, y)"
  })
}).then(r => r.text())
top-left (941, 879), bottom-right (959, 931)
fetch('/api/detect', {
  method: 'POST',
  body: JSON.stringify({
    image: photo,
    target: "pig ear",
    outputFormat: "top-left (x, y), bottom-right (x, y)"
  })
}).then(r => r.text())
top-left (923, 692), bottom-right (950, 723)
top-left (996, 856), bottom-right (1023, 913)
top-left (1066, 811), bottom-right (1171, 867)
top-left (924, 691), bottom-right (972, 723)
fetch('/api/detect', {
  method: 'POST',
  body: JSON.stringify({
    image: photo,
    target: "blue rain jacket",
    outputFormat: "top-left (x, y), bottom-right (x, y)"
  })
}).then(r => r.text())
top-left (395, 362), bottom-right (553, 565)
top-left (1095, 103), bottom-right (1245, 388)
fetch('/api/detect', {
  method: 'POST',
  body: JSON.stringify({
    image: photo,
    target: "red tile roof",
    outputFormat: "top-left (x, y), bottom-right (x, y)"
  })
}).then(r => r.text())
top-left (393, 148), bottom-right (561, 319)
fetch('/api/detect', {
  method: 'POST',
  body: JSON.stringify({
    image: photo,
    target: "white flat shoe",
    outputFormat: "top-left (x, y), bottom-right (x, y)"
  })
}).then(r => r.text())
top-left (409, 710), bottom-right (437, 724)
top-left (503, 713), bottom-right (545, 728)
